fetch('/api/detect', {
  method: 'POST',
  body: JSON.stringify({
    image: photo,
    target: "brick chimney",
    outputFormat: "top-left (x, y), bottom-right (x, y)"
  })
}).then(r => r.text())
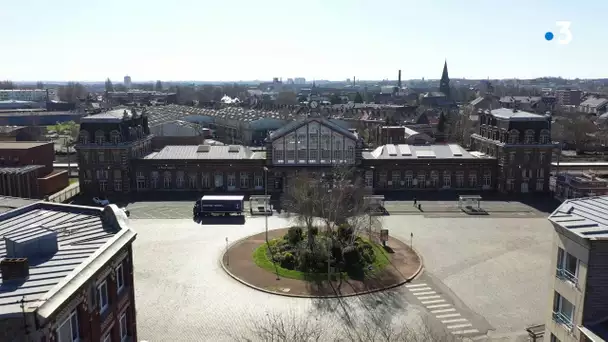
top-left (0, 258), bottom-right (29, 281)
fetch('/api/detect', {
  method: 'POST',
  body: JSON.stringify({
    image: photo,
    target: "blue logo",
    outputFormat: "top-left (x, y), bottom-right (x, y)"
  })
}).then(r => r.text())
top-left (545, 32), bottom-right (554, 41)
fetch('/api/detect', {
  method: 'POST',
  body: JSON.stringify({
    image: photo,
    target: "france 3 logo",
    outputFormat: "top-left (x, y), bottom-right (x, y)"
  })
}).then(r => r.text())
top-left (545, 21), bottom-right (572, 45)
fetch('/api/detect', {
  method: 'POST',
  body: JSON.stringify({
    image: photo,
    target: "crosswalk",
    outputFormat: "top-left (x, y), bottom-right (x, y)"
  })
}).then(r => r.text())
top-left (405, 282), bottom-right (481, 337)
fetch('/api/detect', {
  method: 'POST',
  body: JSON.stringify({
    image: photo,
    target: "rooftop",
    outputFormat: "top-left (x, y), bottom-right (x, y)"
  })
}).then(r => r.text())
top-left (548, 196), bottom-right (608, 240)
top-left (499, 96), bottom-right (542, 104)
top-left (142, 145), bottom-right (265, 160)
top-left (363, 144), bottom-right (485, 160)
top-left (81, 108), bottom-right (144, 124)
top-left (580, 97), bottom-right (608, 108)
top-left (0, 196), bottom-right (39, 214)
top-left (0, 203), bottom-right (135, 318)
top-left (490, 108), bottom-right (548, 121)
top-left (0, 141), bottom-right (50, 150)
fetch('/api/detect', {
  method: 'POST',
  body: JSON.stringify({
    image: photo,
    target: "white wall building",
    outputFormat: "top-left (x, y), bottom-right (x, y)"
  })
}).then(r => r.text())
top-left (0, 89), bottom-right (55, 102)
top-left (124, 75), bottom-right (132, 89)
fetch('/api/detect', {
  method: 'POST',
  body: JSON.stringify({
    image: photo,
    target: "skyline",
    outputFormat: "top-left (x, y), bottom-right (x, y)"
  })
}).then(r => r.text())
top-left (2, 0), bottom-right (606, 81)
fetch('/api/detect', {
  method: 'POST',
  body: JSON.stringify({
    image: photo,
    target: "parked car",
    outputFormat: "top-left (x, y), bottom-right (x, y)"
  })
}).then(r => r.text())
top-left (92, 197), bottom-right (110, 206)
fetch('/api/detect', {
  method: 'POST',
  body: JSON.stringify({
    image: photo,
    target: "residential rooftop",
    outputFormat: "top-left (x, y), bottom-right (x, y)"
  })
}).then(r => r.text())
top-left (362, 144), bottom-right (487, 160)
top-left (142, 145), bottom-right (265, 160)
top-left (0, 202), bottom-right (135, 319)
top-left (548, 196), bottom-right (608, 240)
top-left (490, 108), bottom-right (548, 121)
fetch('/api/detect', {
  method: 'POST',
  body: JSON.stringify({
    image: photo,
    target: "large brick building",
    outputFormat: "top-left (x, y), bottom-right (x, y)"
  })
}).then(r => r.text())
top-left (0, 201), bottom-right (138, 342)
top-left (76, 107), bottom-right (554, 197)
top-left (0, 142), bottom-right (68, 198)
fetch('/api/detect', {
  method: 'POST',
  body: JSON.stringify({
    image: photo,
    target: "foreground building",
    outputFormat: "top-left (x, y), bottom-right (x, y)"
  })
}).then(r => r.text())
top-left (544, 197), bottom-right (608, 342)
top-left (76, 107), bottom-right (554, 197)
top-left (0, 201), bottom-right (137, 342)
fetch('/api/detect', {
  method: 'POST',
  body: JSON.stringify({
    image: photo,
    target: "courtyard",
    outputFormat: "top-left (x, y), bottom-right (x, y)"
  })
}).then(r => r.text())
top-left (129, 202), bottom-right (554, 341)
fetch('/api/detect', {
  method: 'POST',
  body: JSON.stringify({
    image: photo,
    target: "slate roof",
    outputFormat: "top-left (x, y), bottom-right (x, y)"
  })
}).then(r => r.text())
top-left (490, 108), bottom-right (547, 121)
top-left (548, 196), bottom-right (608, 240)
top-left (0, 203), bottom-right (135, 318)
top-left (362, 144), bottom-right (484, 160)
top-left (142, 145), bottom-right (265, 160)
top-left (580, 97), bottom-right (608, 109)
top-left (267, 117), bottom-right (357, 141)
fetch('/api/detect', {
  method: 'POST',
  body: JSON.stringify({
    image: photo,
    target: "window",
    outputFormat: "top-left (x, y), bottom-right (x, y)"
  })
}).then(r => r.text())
top-left (112, 150), bottom-right (120, 163)
top-left (81, 152), bottom-right (89, 164)
top-left (553, 292), bottom-right (574, 329)
top-left (537, 168), bottom-right (544, 178)
top-left (189, 173), bottom-right (197, 189)
top-left (378, 171), bottom-right (387, 187)
top-left (99, 180), bottom-right (107, 192)
top-left (79, 131), bottom-right (89, 144)
top-left (524, 130), bottom-right (535, 144)
top-left (443, 171), bottom-right (451, 187)
top-left (540, 130), bottom-right (551, 144)
top-left (136, 174), bottom-right (146, 190)
top-left (214, 173), bottom-right (223, 187)
top-left (114, 179), bottom-right (122, 192)
top-left (468, 172), bottom-right (477, 187)
top-left (346, 145), bottom-right (355, 163)
top-left (507, 179), bottom-right (514, 191)
top-left (110, 130), bottom-right (121, 144)
top-left (227, 172), bottom-right (236, 187)
top-left (539, 152), bottom-right (545, 164)
top-left (405, 171), bottom-right (413, 188)
top-left (98, 280), bottom-right (109, 313)
top-left (524, 152), bottom-right (531, 163)
top-left (556, 247), bottom-right (578, 284)
top-left (309, 148), bottom-right (318, 162)
top-left (57, 310), bottom-right (79, 342)
top-left (286, 134), bottom-right (296, 162)
top-left (98, 151), bottom-right (105, 163)
top-left (297, 133), bottom-right (307, 161)
top-left (120, 312), bottom-right (128, 341)
top-left (150, 171), bottom-right (159, 189)
top-left (417, 173), bottom-right (426, 188)
top-left (483, 171), bottom-right (491, 186)
top-left (163, 171), bottom-right (172, 189)
top-left (273, 148), bottom-right (284, 163)
top-left (333, 137), bottom-right (342, 161)
top-left (95, 130), bottom-right (105, 145)
top-left (201, 173), bottom-right (210, 188)
top-left (509, 152), bottom-right (516, 163)
top-left (430, 171), bottom-right (438, 187)
top-left (240, 172), bottom-right (249, 188)
top-left (456, 172), bottom-right (464, 187)
top-left (536, 179), bottom-right (544, 191)
top-left (508, 130), bottom-right (519, 144)
top-left (254, 173), bottom-right (264, 189)
top-left (365, 171), bottom-right (373, 187)
top-left (391, 171), bottom-right (400, 188)
top-left (321, 134), bottom-right (331, 160)
top-left (116, 263), bottom-right (125, 293)
top-left (176, 171), bottom-right (184, 188)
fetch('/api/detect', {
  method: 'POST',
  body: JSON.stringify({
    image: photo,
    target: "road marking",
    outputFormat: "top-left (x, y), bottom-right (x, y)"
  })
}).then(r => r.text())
top-left (436, 313), bottom-right (461, 319)
top-left (426, 303), bottom-right (451, 309)
top-left (412, 291), bottom-right (436, 296)
top-left (447, 323), bottom-right (473, 329)
top-left (421, 299), bottom-right (445, 304)
top-left (405, 283), bottom-right (427, 288)
top-left (451, 329), bottom-right (479, 335)
top-left (431, 308), bottom-right (456, 314)
top-left (409, 287), bottom-right (432, 292)
top-left (418, 295), bottom-right (441, 300)
top-left (442, 318), bottom-right (468, 324)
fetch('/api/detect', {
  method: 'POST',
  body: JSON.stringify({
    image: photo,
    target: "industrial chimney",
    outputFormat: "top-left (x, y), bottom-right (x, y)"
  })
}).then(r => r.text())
top-left (398, 70), bottom-right (402, 88)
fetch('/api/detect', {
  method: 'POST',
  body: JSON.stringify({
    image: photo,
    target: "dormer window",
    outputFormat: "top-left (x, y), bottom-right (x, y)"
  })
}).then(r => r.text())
top-left (524, 130), bottom-right (535, 144)
top-left (78, 130), bottom-right (89, 144)
top-left (540, 129), bottom-right (551, 144)
top-left (110, 130), bottom-right (121, 144)
top-left (508, 130), bottom-right (520, 144)
top-left (95, 130), bottom-right (105, 145)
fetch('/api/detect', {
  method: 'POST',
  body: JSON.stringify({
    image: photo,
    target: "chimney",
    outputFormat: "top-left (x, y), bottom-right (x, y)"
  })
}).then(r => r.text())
top-left (0, 258), bottom-right (29, 281)
top-left (398, 70), bottom-right (402, 88)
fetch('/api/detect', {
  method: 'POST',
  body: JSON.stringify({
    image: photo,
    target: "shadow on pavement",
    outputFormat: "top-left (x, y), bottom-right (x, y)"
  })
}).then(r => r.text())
top-left (196, 215), bottom-right (246, 225)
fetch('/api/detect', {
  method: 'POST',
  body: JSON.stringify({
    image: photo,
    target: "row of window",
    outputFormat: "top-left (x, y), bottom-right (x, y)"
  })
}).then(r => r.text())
top-left (57, 262), bottom-right (128, 342)
top-left (79, 127), bottom-right (144, 145)
top-left (504, 179), bottom-right (545, 192)
top-left (134, 171), bottom-right (266, 190)
top-left (80, 145), bottom-right (150, 164)
top-left (371, 170), bottom-right (492, 188)
top-left (505, 168), bottom-right (546, 179)
top-left (273, 147), bottom-right (356, 164)
top-left (479, 127), bottom-right (551, 145)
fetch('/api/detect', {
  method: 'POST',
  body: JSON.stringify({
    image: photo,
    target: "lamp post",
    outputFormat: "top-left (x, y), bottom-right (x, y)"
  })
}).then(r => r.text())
top-left (263, 166), bottom-right (269, 244)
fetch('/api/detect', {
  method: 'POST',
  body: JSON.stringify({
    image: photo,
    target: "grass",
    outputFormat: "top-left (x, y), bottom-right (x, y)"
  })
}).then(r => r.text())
top-left (69, 178), bottom-right (79, 185)
top-left (252, 237), bottom-right (391, 281)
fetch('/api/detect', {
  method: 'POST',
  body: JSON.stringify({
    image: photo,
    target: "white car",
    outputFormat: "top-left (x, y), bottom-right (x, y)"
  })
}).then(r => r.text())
top-left (92, 197), bottom-right (110, 206)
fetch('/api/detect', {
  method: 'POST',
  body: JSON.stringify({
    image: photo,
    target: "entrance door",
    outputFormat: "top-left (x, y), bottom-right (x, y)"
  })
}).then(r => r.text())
top-left (521, 182), bottom-right (529, 193)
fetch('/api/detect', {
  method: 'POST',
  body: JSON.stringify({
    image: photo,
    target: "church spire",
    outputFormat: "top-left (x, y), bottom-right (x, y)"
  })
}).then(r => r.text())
top-left (439, 59), bottom-right (450, 99)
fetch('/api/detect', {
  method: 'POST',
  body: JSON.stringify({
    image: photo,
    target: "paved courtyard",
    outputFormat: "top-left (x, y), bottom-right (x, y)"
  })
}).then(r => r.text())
top-left (129, 206), bottom-right (554, 341)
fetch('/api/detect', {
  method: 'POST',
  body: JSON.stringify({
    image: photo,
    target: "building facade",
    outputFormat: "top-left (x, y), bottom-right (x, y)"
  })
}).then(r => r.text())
top-left (556, 89), bottom-right (582, 106)
top-left (544, 197), bottom-right (608, 342)
top-left (0, 89), bottom-right (55, 102)
top-left (0, 202), bottom-right (138, 342)
top-left (552, 172), bottom-right (608, 202)
top-left (470, 108), bottom-right (554, 194)
top-left (76, 108), bottom-right (554, 197)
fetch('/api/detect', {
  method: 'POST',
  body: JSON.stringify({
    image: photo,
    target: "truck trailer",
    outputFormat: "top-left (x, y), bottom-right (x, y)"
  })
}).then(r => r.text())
top-left (193, 195), bottom-right (245, 217)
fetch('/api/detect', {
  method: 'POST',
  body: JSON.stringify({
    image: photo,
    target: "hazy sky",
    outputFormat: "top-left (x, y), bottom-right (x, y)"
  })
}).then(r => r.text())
top-left (1, 0), bottom-right (605, 82)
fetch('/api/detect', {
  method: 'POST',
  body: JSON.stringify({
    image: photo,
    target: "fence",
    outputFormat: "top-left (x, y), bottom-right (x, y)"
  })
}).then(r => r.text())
top-left (48, 183), bottom-right (80, 203)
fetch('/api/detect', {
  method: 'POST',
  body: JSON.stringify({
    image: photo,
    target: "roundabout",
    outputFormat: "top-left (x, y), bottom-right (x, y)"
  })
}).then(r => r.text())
top-left (221, 227), bottom-right (423, 297)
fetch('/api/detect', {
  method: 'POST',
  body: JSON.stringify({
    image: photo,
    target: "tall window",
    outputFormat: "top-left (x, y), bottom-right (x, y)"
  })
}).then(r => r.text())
top-left (79, 131), bottom-right (89, 144)
top-left (227, 172), bottom-right (236, 187)
top-left (405, 171), bottom-right (413, 188)
top-left (456, 172), bottom-right (464, 187)
top-left (240, 172), bottom-right (249, 188)
top-left (430, 171), bottom-right (438, 187)
top-left (365, 171), bottom-right (373, 188)
top-left (120, 312), bottom-right (128, 341)
top-left (176, 171), bottom-right (184, 188)
top-left (556, 247), bottom-right (578, 284)
top-left (333, 136), bottom-right (342, 162)
top-left (163, 171), bottom-right (171, 189)
top-left (378, 171), bottom-right (387, 188)
top-left (112, 150), bottom-right (120, 163)
top-left (468, 171), bottom-right (477, 187)
top-left (116, 263), bottom-right (125, 293)
top-left (110, 130), bottom-right (121, 144)
top-left (524, 129), bottom-right (535, 144)
top-left (297, 132), bottom-right (307, 161)
top-left (321, 134), bottom-right (331, 160)
top-left (58, 310), bottom-right (79, 342)
top-left (483, 170), bottom-right (491, 186)
top-left (417, 173), bottom-right (426, 188)
top-left (309, 132), bottom-right (319, 162)
top-left (273, 148), bottom-right (285, 163)
top-left (286, 134), bottom-right (296, 162)
top-left (508, 130), bottom-right (519, 144)
top-left (540, 129), bottom-right (551, 144)
top-left (553, 292), bottom-right (574, 328)
top-left (136, 171), bottom-right (146, 190)
top-left (189, 173), bottom-right (197, 189)
top-left (443, 171), bottom-right (451, 187)
top-left (254, 173), bottom-right (264, 189)
top-left (391, 171), bottom-right (400, 188)
top-left (214, 173), bottom-right (223, 187)
top-left (98, 151), bottom-right (105, 163)
top-left (95, 130), bottom-right (105, 145)
top-left (201, 173), bottom-right (210, 188)
top-left (150, 171), bottom-right (159, 189)
top-left (98, 280), bottom-right (109, 313)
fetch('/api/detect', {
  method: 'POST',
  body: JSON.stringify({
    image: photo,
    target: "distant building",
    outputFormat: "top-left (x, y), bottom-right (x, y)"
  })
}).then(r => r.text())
top-left (556, 89), bottom-right (582, 106)
top-left (124, 75), bottom-right (132, 90)
top-left (552, 172), bottom-right (608, 201)
top-left (294, 77), bottom-right (306, 85)
top-left (544, 197), bottom-right (608, 342)
top-left (0, 201), bottom-right (138, 342)
top-left (499, 96), bottom-right (555, 114)
top-left (379, 126), bottom-right (434, 145)
top-left (578, 97), bottom-right (608, 115)
top-left (0, 89), bottom-right (55, 102)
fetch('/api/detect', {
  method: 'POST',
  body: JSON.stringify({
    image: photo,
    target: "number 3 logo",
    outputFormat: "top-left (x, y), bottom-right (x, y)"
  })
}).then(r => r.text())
top-left (556, 21), bottom-right (572, 45)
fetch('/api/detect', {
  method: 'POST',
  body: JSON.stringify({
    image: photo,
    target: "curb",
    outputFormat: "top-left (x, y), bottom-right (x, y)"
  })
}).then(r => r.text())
top-left (219, 233), bottom-right (424, 299)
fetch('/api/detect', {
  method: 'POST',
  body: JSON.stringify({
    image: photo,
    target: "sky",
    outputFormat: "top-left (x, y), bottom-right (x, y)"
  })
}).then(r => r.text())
top-left (1, 0), bottom-right (607, 82)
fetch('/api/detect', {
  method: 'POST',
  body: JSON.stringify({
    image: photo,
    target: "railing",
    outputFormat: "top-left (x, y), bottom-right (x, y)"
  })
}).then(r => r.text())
top-left (552, 311), bottom-right (574, 330)
top-left (48, 183), bottom-right (81, 203)
top-left (556, 268), bottom-right (578, 286)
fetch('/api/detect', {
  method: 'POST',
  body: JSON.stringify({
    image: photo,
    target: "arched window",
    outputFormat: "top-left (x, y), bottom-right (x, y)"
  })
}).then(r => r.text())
top-left (163, 171), bottom-right (172, 189)
top-left (508, 130), bottom-right (520, 144)
top-left (95, 130), bottom-right (105, 145)
top-left (110, 130), bottom-right (121, 144)
top-left (539, 129), bottom-right (551, 144)
top-left (78, 130), bottom-right (89, 144)
top-left (524, 130), bottom-right (535, 144)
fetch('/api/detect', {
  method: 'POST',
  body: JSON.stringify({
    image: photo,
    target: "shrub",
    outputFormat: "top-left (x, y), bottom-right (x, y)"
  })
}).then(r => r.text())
top-left (285, 227), bottom-right (303, 245)
top-left (342, 245), bottom-right (362, 268)
top-left (337, 224), bottom-right (354, 242)
top-left (280, 252), bottom-right (296, 269)
top-left (308, 226), bottom-right (319, 236)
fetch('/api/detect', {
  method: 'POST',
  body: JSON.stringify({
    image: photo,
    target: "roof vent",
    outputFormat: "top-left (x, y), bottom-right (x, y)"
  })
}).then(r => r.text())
top-left (0, 258), bottom-right (29, 282)
top-left (228, 145), bottom-right (240, 153)
top-left (4, 226), bottom-right (58, 259)
top-left (197, 145), bottom-right (211, 153)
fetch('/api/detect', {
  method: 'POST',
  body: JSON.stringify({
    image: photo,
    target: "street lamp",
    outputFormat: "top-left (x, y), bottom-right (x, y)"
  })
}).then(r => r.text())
top-left (263, 166), bottom-right (269, 244)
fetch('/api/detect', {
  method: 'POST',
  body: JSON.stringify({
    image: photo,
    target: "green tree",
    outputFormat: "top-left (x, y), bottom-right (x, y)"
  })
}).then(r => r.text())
top-left (437, 112), bottom-right (447, 133)
top-left (329, 94), bottom-right (342, 105)
top-left (0, 80), bottom-right (15, 89)
top-left (155, 80), bottom-right (163, 91)
top-left (105, 78), bottom-right (114, 92)
top-left (354, 92), bottom-right (364, 103)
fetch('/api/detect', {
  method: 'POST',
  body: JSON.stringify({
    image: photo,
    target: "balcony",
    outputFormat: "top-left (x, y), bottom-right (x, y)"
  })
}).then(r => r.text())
top-left (556, 268), bottom-right (578, 287)
top-left (552, 311), bottom-right (574, 330)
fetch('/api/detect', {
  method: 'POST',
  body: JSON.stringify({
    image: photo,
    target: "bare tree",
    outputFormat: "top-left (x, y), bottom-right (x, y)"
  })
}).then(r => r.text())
top-left (242, 311), bottom-right (326, 342)
top-left (276, 91), bottom-right (298, 105)
top-left (281, 172), bottom-right (324, 250)
top-left (552, 116), bottom-right (597, 152)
